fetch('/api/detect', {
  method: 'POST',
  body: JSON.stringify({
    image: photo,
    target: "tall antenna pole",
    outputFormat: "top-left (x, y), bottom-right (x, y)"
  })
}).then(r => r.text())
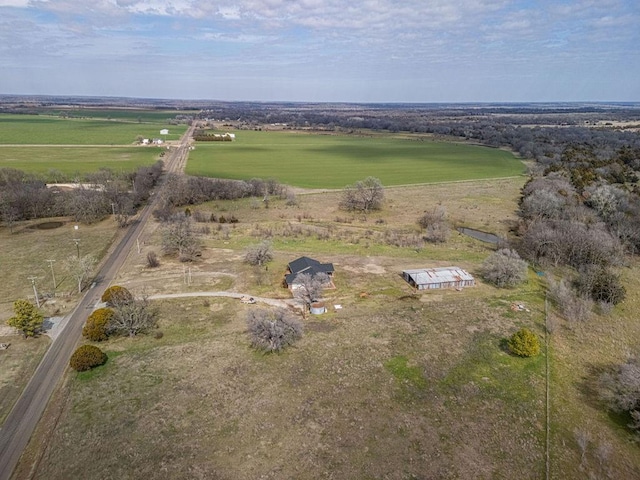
top-left (73, 238), bottom-right (80, 259)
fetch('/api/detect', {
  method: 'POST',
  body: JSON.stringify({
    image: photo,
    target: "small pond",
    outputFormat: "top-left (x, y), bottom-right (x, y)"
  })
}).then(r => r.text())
top-left (457, 227), bottom-right (503, 244)
top-left (34, 221), bottom-right (65, 230)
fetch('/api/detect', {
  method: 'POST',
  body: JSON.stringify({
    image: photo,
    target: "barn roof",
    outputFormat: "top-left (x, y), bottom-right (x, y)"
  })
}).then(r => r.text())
top-left (402, 267), bottom-right (474, 286)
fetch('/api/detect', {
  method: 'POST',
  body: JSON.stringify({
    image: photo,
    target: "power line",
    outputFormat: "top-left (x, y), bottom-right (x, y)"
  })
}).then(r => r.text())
top-left (46, 259), bottom-right (56, 289)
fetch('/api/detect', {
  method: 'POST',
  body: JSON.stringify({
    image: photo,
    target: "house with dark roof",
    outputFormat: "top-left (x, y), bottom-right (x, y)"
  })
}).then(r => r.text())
top-left (284, 256), bottom-right (335, 289)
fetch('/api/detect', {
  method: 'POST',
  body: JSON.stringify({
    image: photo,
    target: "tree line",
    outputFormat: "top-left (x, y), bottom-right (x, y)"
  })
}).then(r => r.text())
top-left (0, 161), bottom-right (163, 228)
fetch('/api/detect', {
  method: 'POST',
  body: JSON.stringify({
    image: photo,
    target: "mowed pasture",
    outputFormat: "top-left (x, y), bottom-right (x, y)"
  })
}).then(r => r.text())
top-left (0, 146), bottom-right (161, 178)
top-left (186, 130), bottom-right (525, 188)
top-left (0, 114), bottom-right (187, 145)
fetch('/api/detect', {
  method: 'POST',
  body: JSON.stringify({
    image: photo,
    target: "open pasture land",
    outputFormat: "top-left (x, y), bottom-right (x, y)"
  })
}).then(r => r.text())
top-left (0, 217), bottom-right (119, 425)
top-left (0, 146), bottom-right (162, 178)
top-left (17, 178), bottom-right (640, 479)
top-left (186, 130), bottom-right (525, 188)
top-left (0, 114), bottom-right (187, 145)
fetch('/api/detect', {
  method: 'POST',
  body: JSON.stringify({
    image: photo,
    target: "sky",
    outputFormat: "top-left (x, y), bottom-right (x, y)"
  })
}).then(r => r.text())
top-left (0, 0), bottom-right (638, 103)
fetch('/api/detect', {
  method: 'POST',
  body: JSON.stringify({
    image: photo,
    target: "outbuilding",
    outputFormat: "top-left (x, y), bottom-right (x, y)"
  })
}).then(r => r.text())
top-left (402, 267), bottom-right (475, 290)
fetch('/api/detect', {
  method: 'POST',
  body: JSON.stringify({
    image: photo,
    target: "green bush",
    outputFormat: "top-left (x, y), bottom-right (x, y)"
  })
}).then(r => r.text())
top-left (508, 328), bottom-right (541, 357)
top-left (101, 285), bottom-right (133, 306)
top-left (82, 308), bottom-right (114, 342)
top-left (69, 345), bottom-right (107, 372)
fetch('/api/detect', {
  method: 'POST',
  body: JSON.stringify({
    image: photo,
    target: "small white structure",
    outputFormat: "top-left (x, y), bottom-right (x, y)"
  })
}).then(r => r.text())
top-left (310, 302), bottom-right (326, 315)
top-left (141, 138), bottom-right (150, 145)
top-left (160, 129), bottom-right (169, 135)
top-left (402, 267), bottom-right (475, 290)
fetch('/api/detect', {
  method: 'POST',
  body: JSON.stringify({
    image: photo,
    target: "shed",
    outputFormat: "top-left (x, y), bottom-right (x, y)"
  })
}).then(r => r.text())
top-left (402, 267), bottom-right (475, 290)
top-left (160, 129), bottom-right (169, 135)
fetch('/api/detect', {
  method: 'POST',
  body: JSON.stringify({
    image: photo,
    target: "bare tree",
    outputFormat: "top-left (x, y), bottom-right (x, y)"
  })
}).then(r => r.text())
top-left (574, 265), bottom-right (626, 306)
top-left (480, 248), bottom-right (528, 288)
top-left (417, 206), bottom-right (450, 243)
top-left (599, 356), bottom-right (640, 435)
top-left (547, 278), bottom-right (593, 323)
top-left (108, 293), bottom-right (158, 337)
top-left (113, 196), bottom-right (136, 228)
top-left (65, 254), bottom-right (97, 293)
top-left (246, 307), bottom-right (303, 353)
top-left (339, 176), bottom-right (384, 213)
top-left (594, 440), bottom-right (612, 476)
top-left (161, 214), bottom-right (201, 262)
top-left (244, 241), bottom-right (273, 266)
top-left (574, 428), bottom-right (590, 469)
top-left (292, 272), bottom-right (329, 311)
top-left (520, 189), bottom-right (567, 220)
top-left (146, 251), bottom-right (160, 268)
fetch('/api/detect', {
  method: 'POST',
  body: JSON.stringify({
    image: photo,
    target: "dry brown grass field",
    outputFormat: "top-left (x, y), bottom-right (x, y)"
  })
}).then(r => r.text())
top-left (7, 177), bottom-right (640, 479)
top-left (0, 218), bottom-right (120, 425)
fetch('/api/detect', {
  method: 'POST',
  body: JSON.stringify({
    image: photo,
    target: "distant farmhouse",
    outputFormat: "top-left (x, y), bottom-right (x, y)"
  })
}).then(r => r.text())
top-left (160, 129), bottom-right (169, 135)
top-left (402, 267), bottom-right (475, 290)
top-left (285, 256), bottom-right (335, 290)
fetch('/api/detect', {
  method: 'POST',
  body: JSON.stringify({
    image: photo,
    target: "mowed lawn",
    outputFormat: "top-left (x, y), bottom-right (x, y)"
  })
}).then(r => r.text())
top-left (186, 131), bottom-right (525, 188)
top-left (0, 114), bottom-right (186, 145)
top-left (0, 146), bottom-right (162, 178)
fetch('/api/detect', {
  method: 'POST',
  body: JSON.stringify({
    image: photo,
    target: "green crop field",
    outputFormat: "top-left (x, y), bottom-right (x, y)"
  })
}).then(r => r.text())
top-left (0, 146), bottom-right (161, 178)
top-left (0, 114), bottom-right (187, 145)
top-left (186, 130), bottom-right (525, 188)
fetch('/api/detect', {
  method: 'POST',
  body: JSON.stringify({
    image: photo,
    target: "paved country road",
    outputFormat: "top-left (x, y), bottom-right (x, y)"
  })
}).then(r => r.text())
top-left (0, 124), bottom-right (195, 480)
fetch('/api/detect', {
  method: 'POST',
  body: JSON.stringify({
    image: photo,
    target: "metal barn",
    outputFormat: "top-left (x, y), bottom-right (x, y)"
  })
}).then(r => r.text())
top-left (402, 267), bottom-right (475, 290)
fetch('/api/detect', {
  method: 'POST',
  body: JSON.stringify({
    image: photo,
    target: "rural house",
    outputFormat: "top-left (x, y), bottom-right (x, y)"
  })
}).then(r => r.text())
top-left (402, 267), bottom-right (475, 290)
top-left (160, 128), bottom-right (169, 135)
top-left (285, 256), bottom-right (335, 289)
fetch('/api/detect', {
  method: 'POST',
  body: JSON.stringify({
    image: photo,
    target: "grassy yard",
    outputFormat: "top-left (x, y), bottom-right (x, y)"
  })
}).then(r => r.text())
top-left (186, 130), bottom-right (525, 188)
top-left (0, 114), bottom-right (186, 145)
top-left (13, 177), bottom-right (640, 479)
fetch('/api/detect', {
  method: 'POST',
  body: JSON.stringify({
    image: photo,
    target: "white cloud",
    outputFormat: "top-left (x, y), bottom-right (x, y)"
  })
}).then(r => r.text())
top-left (0, 0), bottom-right (31, 6)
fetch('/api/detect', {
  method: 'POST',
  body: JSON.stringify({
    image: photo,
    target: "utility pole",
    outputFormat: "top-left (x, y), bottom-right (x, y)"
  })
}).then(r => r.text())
top-left (111, 202), bottom-right (116, 216)
top-left (73, 238), bottom-right (80, 259)
top-left (46, 259), bottom-right (56, 290)
top-left (28, 276), bottom-right (40, 308)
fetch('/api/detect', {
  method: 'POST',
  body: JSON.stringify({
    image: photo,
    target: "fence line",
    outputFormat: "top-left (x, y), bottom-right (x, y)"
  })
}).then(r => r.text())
top-left (545, 293), bottom-right (550, 480)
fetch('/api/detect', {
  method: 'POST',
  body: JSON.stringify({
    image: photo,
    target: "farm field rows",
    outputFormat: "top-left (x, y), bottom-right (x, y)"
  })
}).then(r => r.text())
top-left (186, 130), bottom-right (525, 188)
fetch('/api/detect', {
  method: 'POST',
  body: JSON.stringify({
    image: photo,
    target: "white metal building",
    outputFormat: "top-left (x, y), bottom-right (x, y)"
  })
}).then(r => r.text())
top-left (402, 267), bottom-right (475, 290)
